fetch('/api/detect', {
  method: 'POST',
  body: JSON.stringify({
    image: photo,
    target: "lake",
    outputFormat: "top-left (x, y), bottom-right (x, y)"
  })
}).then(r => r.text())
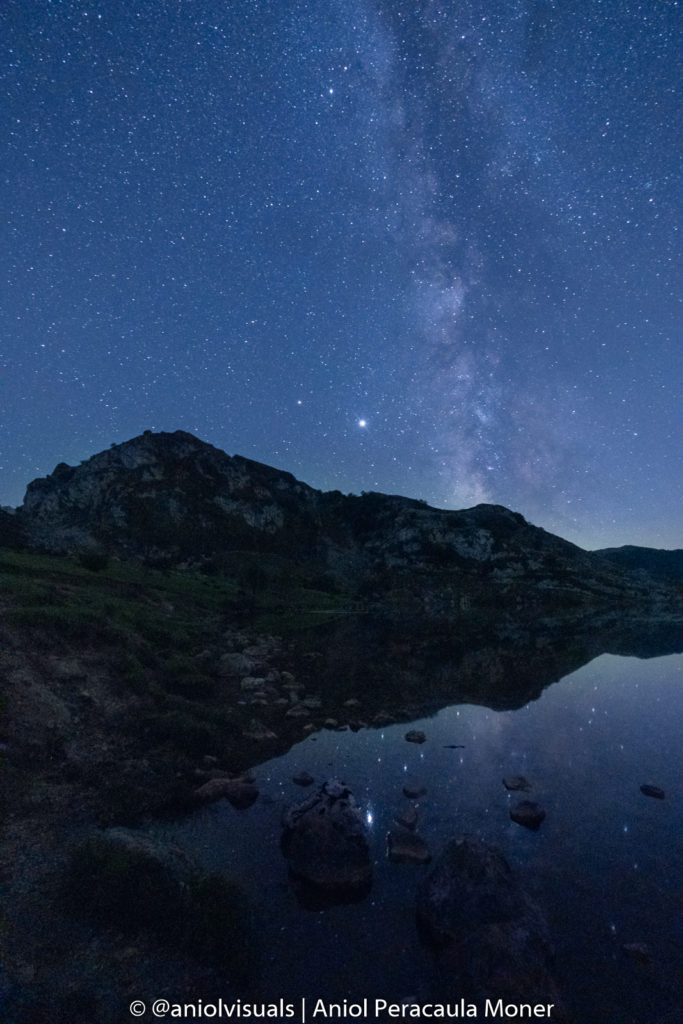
top-left (159, 649), bottom-right (682, 1023)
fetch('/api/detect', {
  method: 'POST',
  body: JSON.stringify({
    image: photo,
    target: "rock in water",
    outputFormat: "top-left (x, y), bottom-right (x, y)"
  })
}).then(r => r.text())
top-left (281, 780), bottom-right (372, 893)
top-left (416, 836), bottom-right (565, 1013)
top-left (292, 770), bottom-right (315, 787)
top-left (394, 804), bottom-right (419, 830)
top-left (640, 783), bottom-right (665, 799)
top-left (503, 775), bottom-right (531, 791)
top-left (510, 799), bottom-right (546, 830)
top-left (387, 830), bottom-right (431, 864)
top-left (405, 730), bottom-right (426, 744)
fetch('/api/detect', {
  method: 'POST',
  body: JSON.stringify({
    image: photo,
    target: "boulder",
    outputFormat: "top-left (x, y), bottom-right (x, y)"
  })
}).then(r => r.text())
top-left (281, 780), bottom-right (372, 893)
top-left (416, 837), bottom-right (565, 1011)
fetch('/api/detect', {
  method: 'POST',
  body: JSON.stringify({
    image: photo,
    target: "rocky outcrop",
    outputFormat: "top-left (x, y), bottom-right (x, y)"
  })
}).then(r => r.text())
top-left (416, 837), bottom-right (564, 1012)
top-left (13, 430), bottom-right (680, 617)
top-left (19, 430), bottom-right (323, 563)
top-left (281, 780), bottom-right (372, 895)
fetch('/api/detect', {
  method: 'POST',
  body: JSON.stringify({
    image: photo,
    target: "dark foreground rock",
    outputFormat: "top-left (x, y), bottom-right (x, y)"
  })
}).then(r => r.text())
top-left (416, 837), bottom-right (565, 1013)
top-left (281, 780), bottom-right (372, 895)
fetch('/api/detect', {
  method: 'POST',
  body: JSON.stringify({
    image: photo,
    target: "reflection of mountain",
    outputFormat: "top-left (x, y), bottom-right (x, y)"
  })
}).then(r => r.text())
top-left (595, 544), bottom-right (683, 582)
top-left (303, 611), bottom-right (683, 716)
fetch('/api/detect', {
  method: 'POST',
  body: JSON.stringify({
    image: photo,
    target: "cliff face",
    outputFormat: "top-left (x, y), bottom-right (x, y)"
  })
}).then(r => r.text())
top-left (20, 430), bottom-right (324, 563)
top-left (12, 430), bottom-right (680, 611)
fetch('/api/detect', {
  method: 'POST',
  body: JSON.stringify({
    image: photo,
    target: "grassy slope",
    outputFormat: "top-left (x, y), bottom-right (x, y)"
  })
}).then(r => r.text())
top-left (0, 548), bottom-right (357, 1021)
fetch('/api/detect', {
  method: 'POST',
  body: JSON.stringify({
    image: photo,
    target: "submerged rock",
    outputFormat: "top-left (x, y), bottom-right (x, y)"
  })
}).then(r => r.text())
top-left (403, 783), bottom-right (427, 799)
top-left (503, 775), bottom-right (531, 791)
top-left (281, 780), bottom-right (372, 893)
top-left (292, 771), bottom-right (315, 787)
top-left (510, 799), bottom-right (546, 830)
top-left (387, 830), bottom-right (431, 864)
top-left (416, 836), bottom-right (565, 1011)
top-left (394, 804), bottom-right (419, 830)
top-left (194, 777), bottom-right (259, 809)
top-left (640, 783), bottom-right (665, 799)
top-left (405, 729), bottom-right (426, 744)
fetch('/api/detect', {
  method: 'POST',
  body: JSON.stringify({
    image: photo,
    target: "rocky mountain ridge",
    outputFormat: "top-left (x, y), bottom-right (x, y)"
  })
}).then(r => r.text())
top-left (3, 429), bottom-right (680, 615)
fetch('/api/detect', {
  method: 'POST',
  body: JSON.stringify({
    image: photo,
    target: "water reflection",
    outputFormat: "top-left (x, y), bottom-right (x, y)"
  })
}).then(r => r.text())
top-left (159, 625), bottom-right (682, 1023)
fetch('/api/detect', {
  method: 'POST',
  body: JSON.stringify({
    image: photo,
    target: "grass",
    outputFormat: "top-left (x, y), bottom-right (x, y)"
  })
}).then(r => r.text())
top-left (0, 545), bottom-right (354, 799)
top-left (64, 832), bottom-right (256, 982)
top-left (0, 547), bottom-right (354, 653)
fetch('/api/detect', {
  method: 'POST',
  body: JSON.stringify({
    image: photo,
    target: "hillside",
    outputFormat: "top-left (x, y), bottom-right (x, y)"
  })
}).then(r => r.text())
top-left (5, 429), bottom-right (680, 618)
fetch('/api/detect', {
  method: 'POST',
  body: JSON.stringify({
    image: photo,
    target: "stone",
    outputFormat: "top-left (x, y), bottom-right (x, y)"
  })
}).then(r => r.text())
top-left (387, 830), bottom-right (431, 864)
top-left (417, 837), bottom-right (565, 1010)
top-left (510, 800), bottom-right (546, 830)
top-left (240, 676), bottom-right (266, 692)
top-left (403, 783), bottom-right (427, 799)
top-left (640, 784), bottom-right (665, 799)
top-left (503, 775), bottom-right (531, 791)
top-left (292, 771), bottom-right (315, 787)
top-left (218, 652), bottom-right (258, 678)
top-left (281, 779), bottom-right (372, 892)
top-left (194, 777), bottom-right (259, 809)
top-left (242, 719), bottom-right (277, 741)
top-left (285, 706), bottom-right (310, 718)
top-left (405, 729), bottom-right (426, 744)
top-left (394, 804), bottom-right (419, 830)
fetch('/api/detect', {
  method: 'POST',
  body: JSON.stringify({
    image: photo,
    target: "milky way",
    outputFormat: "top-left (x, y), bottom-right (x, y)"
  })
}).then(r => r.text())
top-left (2, 1), bottom-right (680, 547)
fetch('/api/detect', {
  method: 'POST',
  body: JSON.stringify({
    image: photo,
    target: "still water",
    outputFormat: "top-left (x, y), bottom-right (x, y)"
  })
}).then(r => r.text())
top-left (161, 652), bottom-right (682, 1022)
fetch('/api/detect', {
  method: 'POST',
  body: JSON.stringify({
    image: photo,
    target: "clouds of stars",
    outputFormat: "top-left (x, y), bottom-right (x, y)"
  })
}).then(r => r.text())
top-left (1, 0), bottom-right (680, 548)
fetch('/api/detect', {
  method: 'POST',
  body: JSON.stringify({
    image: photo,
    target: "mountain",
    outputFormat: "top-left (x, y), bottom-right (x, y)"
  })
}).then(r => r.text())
top-left (1, 431), bottom-right (681, 1024)
top-left (4, 429), bottom-right (679, 618)
top-left (594, 544), bottom-right (683, 582)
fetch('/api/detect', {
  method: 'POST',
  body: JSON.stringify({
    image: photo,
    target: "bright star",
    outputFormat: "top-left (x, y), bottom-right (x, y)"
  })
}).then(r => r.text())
top-left (358, 419), bottom-right (367, 428)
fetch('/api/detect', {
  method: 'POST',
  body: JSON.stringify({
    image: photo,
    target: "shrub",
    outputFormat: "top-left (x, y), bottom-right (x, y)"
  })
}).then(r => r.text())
top-left (77, 548), bottom-right (110, 572)
top-left (65, 832), bottom-right (256, 980)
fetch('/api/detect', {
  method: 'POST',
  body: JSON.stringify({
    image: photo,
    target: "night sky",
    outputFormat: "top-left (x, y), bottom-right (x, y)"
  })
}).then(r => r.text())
top-left (2, 1), bottom-right (680, 549)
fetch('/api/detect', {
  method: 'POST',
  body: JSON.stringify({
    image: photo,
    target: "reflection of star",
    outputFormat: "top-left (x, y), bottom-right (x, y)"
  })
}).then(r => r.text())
top-left (358, 419), bottom-right (367, 428)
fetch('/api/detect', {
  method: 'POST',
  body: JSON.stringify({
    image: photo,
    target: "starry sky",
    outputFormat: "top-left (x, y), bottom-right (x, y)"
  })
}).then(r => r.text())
top-left (2, 0), bottom-right (680, 549)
